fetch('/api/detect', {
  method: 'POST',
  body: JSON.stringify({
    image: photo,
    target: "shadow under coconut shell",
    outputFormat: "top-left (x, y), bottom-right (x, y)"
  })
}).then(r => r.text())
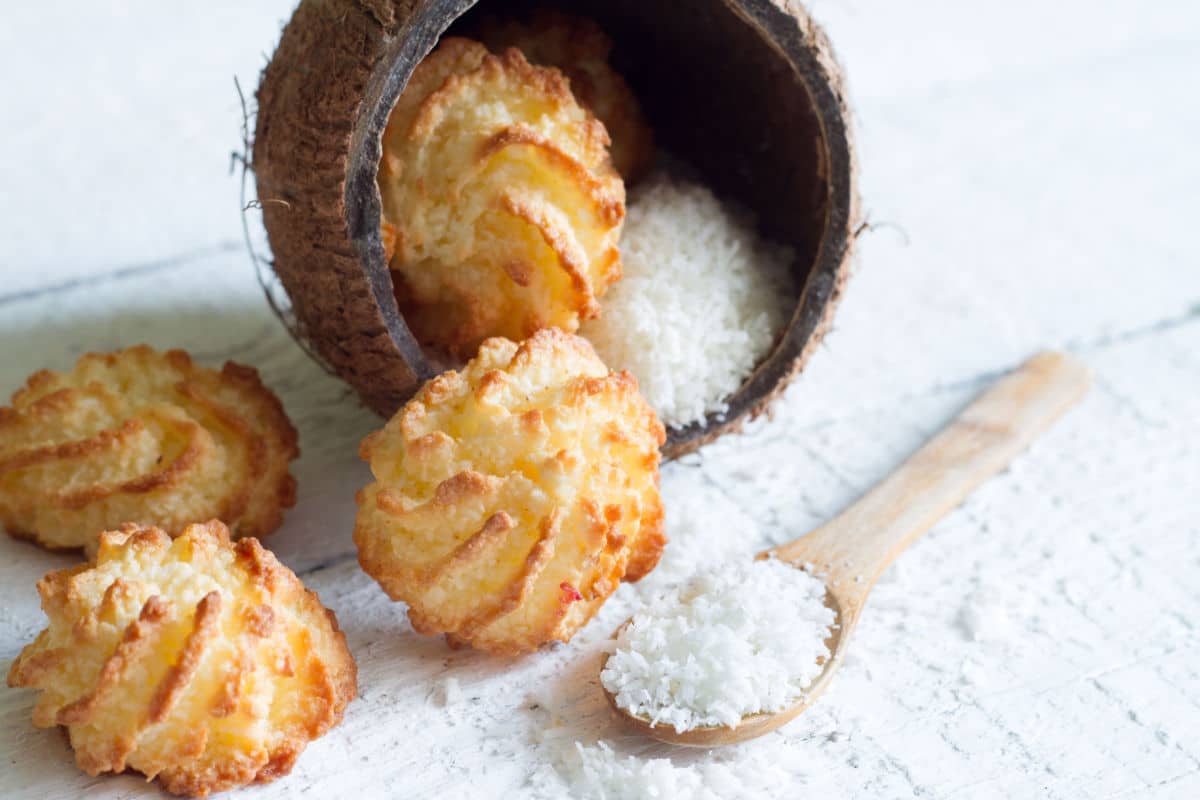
top-left (0, 298), bottom-right (380, 577)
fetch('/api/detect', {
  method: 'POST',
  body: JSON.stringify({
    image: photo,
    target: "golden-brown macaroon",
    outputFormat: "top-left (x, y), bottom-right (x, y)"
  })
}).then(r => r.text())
top-left (378, 37), bottom-right (625, 357)
top-left (354, 328), bottom-right (665, 655)
top-left (7, 521), bottom-right (356, 797)
top-left (478, 10), bottom-right (655, 183)
top-left (0, 346), bottom-right (298, 553)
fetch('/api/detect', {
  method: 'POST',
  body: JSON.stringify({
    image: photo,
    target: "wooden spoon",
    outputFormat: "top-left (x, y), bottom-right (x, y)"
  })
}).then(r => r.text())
top-left (605, 351), bottom-right (1091, 747)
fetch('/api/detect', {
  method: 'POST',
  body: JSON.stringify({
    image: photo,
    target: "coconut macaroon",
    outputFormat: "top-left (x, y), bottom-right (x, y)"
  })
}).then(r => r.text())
top-left (7, 521), bottom-right (356, 797)
top-left (0, 346), bottom-right (298, 553)
top-left (354, 329), bottom-right (665, 655)
top-left (478, 10), bottom-right (654, 183)
top-left (378, 37), bottom-right (625, 357)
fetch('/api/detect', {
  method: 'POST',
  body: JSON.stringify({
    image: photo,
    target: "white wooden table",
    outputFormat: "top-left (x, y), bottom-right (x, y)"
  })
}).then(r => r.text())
top-left (2, 2), bottom-right (1197, 797)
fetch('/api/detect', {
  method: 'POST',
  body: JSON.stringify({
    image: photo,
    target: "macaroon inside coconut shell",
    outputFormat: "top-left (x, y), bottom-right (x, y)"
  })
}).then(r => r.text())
top-left (252, 0), bottom-right (858, 460)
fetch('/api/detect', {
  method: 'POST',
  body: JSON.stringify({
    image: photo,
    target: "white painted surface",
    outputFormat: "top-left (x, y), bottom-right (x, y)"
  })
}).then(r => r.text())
top-left (1, 1), bottom-right (1197, 798)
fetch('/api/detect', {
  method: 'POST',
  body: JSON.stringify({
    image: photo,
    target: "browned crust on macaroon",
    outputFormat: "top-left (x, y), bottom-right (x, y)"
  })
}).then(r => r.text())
top-left (476, 9), bottom-right (655, 183)
top-left (477, 125), bottom-right (624, 225)
top-left (0, 346), bottom-right (299, 552)
top-left (7, 521), bottom-right (357, 797)
top-left (55, 414), bottom-right (209, 510)
top-left (56, 595), bottom-right (171, 728)
top-left (146, 591), bottom-right (223, 725)
top-left (498, 189), bottom-right (601, 320)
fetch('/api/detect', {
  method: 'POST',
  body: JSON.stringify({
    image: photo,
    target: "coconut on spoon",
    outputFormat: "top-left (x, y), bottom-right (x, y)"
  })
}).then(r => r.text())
top-left (602, 351), bottom-right (1091, 747)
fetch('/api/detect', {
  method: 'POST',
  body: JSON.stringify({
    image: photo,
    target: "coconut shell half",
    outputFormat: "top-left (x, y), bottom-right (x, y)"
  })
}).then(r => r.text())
top-left (253, 0), bottom-right (858, 460)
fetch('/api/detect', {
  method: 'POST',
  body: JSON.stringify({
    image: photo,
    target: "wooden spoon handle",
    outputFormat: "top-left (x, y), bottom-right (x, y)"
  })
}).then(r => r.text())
top-left (770, 352), bottom-right (1090, 595)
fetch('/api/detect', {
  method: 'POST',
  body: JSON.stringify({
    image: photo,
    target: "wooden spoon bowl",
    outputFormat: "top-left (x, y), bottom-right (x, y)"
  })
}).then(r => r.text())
top-left (605, 589), bottom-right (854, 748)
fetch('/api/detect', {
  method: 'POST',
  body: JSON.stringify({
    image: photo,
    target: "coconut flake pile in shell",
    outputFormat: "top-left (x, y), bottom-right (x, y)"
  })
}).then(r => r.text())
top-left (354, 328), bottom-right (665, 655)
top-left (0, 346), bottom-right (298, 554)
top-left (7, 521), bottom-right (356, 798)
top-left (253, 0), bottom-right (858, 459)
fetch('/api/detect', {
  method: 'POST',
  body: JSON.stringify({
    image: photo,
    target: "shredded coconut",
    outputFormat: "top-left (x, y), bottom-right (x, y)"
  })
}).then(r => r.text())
top-left (581, 174), bottom-right (795, 429)
top-left (955, 582), bottom-right (1026, 642)
top-left (627, 467), bottom-right (761, 599)
top-left (536, 740), bottom-right (796, 800)
top-left (601, 558), bottom-right (835, 732)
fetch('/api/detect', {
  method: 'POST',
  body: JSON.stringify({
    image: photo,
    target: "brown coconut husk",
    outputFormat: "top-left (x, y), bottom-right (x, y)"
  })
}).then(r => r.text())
top-left (253, 0), bottom-right (858, 460)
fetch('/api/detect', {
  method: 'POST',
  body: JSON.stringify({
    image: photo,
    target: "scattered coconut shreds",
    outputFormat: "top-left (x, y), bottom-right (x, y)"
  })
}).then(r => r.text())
top-left (629, 467), bottom-right (761, 599)
top-left (539, 740), bottom-right (794, 800)
top-left (437, 676), bottom-right (463, 707)
top-left (601, 558), bottom-right (835, 733)
top-left (580, 173), bottom-right (795, 429)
